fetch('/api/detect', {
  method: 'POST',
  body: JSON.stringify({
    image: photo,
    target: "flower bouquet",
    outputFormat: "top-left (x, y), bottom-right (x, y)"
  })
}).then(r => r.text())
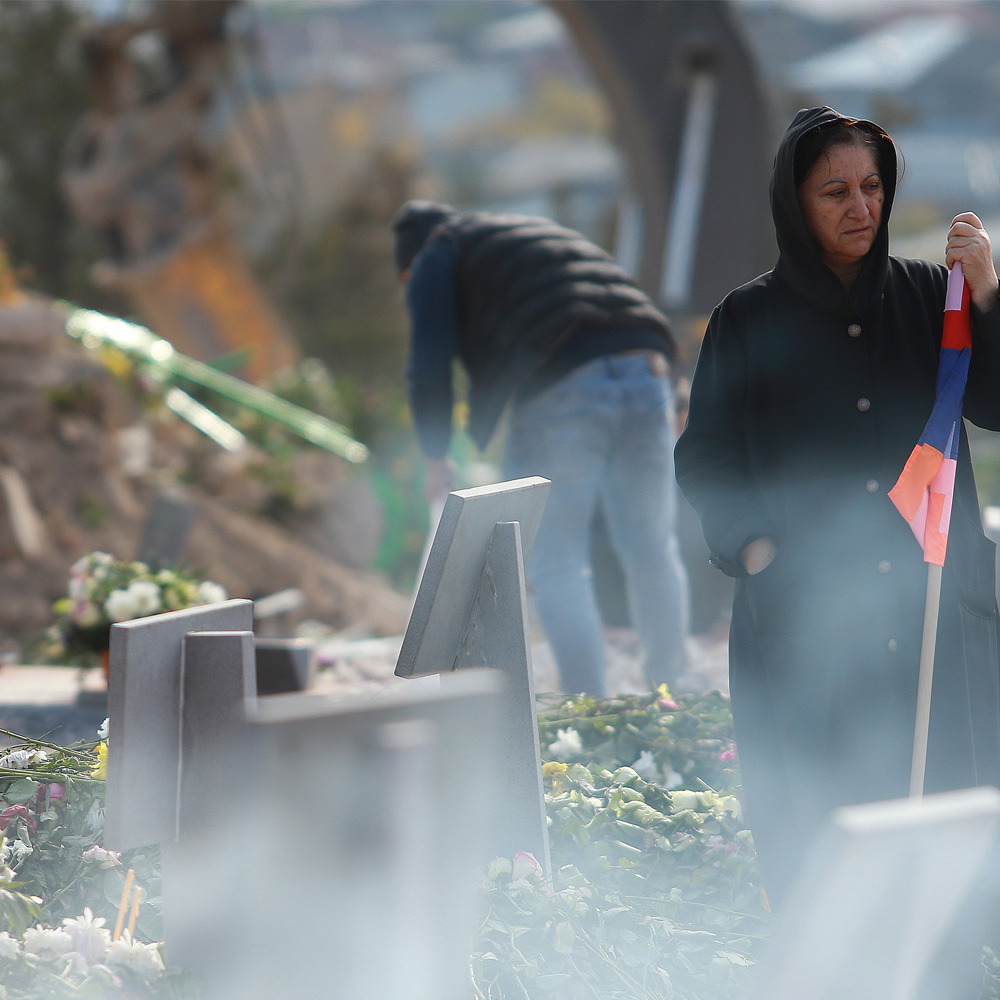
top-left (37, 552), bottom-right (227, 667)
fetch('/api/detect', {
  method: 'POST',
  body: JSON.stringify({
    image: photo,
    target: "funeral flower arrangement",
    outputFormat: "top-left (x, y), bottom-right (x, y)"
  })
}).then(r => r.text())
top-left (0, 724), bottom-right (194, 998)
top-left (37, 552), bottom-right (228, 666)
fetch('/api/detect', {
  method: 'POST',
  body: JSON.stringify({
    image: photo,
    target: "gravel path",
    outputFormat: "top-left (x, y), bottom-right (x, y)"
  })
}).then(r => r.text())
top-left (0, 627), bottom-right (729, 746)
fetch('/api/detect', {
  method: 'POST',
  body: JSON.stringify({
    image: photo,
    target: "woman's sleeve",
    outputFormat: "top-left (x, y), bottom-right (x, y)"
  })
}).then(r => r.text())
top-left (964, 297), bottom-right (1000, 430)
top-left (674, 302), bottom-right (775, 577)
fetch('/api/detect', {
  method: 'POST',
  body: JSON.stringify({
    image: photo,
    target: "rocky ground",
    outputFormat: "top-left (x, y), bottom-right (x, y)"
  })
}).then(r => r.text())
top-left (0, 293), bottom-right (410, 660)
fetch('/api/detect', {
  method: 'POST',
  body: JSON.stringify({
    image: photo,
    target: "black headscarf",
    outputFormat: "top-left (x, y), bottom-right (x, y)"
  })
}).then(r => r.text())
top-left (771, 106), bottom-right (897, 316)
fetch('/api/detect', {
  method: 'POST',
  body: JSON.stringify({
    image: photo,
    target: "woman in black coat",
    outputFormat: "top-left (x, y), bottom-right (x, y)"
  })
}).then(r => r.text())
top-left (675, 106), bottom-right (1000, 907)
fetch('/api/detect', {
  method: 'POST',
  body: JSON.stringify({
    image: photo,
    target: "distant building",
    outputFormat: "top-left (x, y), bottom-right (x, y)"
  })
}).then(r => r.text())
top-left (737, 1), bottom-right (1000, 231)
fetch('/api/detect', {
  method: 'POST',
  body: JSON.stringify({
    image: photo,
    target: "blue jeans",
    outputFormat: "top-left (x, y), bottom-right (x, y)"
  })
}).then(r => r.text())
top-left (503, 354), bottom-right (689, 695)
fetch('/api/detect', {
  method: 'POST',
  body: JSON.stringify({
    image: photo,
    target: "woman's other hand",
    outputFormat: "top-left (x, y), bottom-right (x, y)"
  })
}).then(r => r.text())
top-left (741, 536), bottom-right (777, 575)
top-left (946, 212), bottom-right (999, 311)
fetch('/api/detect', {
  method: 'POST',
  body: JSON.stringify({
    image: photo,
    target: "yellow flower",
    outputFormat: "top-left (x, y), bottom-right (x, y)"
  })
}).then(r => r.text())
top-left (656, 683), bottom-right (673, 700)
top-left (92, 742), bottom-right (108, 780)
top-left (542, 761), bottom-right (568, 791)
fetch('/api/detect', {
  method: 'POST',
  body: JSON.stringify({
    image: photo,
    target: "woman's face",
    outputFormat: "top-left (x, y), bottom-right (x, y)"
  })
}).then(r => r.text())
top-left (797, 142), bottom-right (883, 277)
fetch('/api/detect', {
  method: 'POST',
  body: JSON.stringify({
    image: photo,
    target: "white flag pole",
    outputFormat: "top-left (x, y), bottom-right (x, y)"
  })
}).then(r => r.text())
top-left (909, 552), bottom-right (944, 798)
top-left (906, 263), bottom-right (968, 798)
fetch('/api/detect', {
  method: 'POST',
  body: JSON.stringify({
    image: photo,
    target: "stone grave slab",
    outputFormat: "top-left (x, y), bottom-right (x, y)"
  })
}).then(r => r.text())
top-left (254, 636), bottom-right (315, 694)
top-left (742, 786), bottom-right (1000, 1000)
top-left (169, 670), bottom-right (502, 1000)
top-left (395, 478), bottom-right (551, 870)
top-left (104, 600), bottom-right (254, 851)
top-left (136, 487), bottom-right (197, 566)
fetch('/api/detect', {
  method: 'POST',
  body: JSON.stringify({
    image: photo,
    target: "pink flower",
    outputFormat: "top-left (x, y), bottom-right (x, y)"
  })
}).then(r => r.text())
top-left (36, 783), bottom-right (66, 808)
top-left (0, 804), bottom-right (36, 834)
top-left (81, 845), bottom-right (122, 868)
top-left (511, 851), bottom-right (543, 881)
top-left (720, 746), bottom-right (737, 763)
top-left (511, 851), bottom-right (553, 895)
top-left (657, 697), bottom-right (679, 711)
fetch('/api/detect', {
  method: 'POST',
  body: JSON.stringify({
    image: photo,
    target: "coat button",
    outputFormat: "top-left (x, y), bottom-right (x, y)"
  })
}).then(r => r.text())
top-left (888, 638), bottom-right (898, 652)
top-left (848, 324), bottom-right (862, 337)
top-left (878, 559), bottom-right (891, 573)
top-left (865, 479), bottom-right (879, 492)
top-left (857, 398), bottom-right (871, 412)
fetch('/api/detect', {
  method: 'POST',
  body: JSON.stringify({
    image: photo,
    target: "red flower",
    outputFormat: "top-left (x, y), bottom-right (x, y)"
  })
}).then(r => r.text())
top-left (0, 803), bottom-right (36, 834)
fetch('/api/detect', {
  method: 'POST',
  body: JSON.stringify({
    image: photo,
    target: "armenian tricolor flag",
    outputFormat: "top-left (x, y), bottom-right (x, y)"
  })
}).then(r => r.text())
top-left (888, 263), bottom-right (971, 566)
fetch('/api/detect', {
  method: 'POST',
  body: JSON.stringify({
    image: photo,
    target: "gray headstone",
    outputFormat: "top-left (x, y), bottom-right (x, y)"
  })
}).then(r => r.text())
top-left (170, 670), bottom-right (502, 1000)
top-left (162, 630), bottom-right (258, 970)
top-left (136, 488), bottom-right (197, 566)
top-left (396, 477), bottom-right (549, 678)
top-left (456, 521), bottom-right (550, 870)
top-left (104, 600), bottom-right (254, 851)
top-left (395, 479), bottom-right (551, 871)
top-left (176, 631), bottom-right (257, 838)
top-left (742, 787), bottom-right (1000, 1000)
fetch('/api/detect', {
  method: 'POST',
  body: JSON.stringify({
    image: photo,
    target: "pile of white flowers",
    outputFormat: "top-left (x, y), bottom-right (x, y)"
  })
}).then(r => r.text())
top-left (64, 552), bottom-right (228, 627)
top-left (0, 909), bottom-right (165, 982)
top-left (41, 551), bottom-right (229, 664)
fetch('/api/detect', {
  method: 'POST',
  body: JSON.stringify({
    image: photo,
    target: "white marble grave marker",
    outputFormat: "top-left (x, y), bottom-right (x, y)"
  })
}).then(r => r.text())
top-left (743, 786), bottom-right (1000, 1000)
top-left (395, 478), bottom-right (551, 871)
top-left (178, 671), bottom-right (502, 1000)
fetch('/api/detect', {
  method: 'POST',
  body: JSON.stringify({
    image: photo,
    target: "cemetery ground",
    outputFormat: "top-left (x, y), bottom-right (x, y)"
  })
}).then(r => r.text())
top-left (0, 620), bottom-right (997, 998)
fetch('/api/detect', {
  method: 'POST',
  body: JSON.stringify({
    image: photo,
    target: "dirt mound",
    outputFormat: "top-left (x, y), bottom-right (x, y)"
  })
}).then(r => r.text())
top-left (0, 295), bottom-right (410, 660)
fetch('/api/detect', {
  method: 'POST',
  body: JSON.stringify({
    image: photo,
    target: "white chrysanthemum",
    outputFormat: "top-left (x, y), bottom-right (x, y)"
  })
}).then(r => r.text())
top-left (0, 748), bottom-right (51, 770)
top-left (104, 589), bottom-right (138, 623)
top-left (105, 933), bottom-right (165, 980)
top-left (196, 580), bottom-right (227, 604)
top-left (548, 727), bottom-right (583, 759)
top-left (632, 750), bottom-right (659, 781)
top-left (22, 926), bottom-right (74, 960)
top-left (97, 718), bottom-right (109, 741)
top-left (0, 931), bottom-right (20, 960)
top-left (62, 909), bottom-right (111, 962)
top-left (126, 580), bottom-right (161, 616)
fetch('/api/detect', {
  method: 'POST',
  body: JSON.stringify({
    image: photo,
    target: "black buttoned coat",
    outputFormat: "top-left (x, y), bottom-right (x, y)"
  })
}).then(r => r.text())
top-left (675, 107), bottom-right (1000, 903)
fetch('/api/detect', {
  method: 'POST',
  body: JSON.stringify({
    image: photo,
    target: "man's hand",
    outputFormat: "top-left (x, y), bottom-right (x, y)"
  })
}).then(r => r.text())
top-left (946, 212), bottom-right (999, 312)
